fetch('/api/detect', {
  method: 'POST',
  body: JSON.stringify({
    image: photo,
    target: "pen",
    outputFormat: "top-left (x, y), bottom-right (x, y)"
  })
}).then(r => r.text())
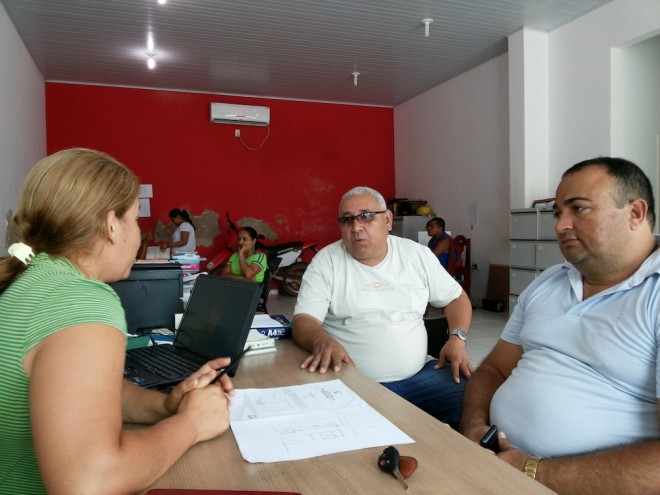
top-left (210, 346), bottom-right (251, 384)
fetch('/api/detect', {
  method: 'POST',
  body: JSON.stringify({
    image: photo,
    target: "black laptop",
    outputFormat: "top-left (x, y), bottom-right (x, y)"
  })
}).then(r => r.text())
top-left (124, 275), bottom-right (260, 389)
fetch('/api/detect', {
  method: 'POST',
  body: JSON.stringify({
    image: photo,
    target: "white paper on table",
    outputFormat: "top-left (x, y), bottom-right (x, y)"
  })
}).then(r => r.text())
top-left (230, 379), bottom-right (414, 463)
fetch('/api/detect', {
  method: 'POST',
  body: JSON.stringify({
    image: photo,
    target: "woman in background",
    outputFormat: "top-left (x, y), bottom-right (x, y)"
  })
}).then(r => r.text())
top-left (221, 226), bottom-right (267, 282)
top-left (0, 148), bottom-right (235, 494)
top-left (164, 208), bottom-right (197, 255)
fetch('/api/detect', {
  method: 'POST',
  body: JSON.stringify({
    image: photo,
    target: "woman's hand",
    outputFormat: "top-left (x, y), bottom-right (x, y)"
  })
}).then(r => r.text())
top-left (239, 242), bottom-right (254, 258)
top-left (164, 357), bottom-right (235, 415)
top-left (176, 383), bottom-right (233, 443)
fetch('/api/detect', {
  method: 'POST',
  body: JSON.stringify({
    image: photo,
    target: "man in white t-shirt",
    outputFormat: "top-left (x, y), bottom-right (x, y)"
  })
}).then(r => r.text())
top-left (293, 186), bottom-right (473, 428)
top-left (460, 157), bottom-right (660, 494)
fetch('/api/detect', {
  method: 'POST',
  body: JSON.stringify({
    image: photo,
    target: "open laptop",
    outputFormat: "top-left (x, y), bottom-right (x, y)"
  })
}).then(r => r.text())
top-left (124, 274), bottom-right (260, 389)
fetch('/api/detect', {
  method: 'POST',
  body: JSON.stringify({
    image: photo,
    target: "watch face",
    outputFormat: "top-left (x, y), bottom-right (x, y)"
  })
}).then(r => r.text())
top-left (450, 329), bottom-right (467, 341)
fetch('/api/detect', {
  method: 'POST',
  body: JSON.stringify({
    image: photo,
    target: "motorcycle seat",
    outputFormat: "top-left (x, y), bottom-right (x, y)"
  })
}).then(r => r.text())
top-left (260, 241), bottom-right (303, 254)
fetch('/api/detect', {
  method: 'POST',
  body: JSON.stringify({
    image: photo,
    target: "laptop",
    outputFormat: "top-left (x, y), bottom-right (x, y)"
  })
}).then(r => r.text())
top-left (124, 275), bottom-right (260, 389)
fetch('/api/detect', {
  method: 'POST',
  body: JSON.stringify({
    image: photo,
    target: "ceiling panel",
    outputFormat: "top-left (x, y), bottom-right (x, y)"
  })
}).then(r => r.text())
top-left (1, 0), bottom-right (612, 106)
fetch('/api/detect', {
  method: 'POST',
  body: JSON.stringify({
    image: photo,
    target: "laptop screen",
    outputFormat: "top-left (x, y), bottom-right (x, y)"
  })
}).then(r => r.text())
top-left (174, 275), bottom-right (260, 362)
top-left (110, 263), bottom-right (183, 333)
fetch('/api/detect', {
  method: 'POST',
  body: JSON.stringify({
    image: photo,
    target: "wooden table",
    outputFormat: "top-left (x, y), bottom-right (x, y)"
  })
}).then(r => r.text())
top-left (139, 340), bottom-right (555, 494)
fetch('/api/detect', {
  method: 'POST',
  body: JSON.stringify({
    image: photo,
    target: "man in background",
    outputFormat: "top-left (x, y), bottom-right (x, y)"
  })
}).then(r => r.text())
top-left (426, 216), bottom-right (453, 269)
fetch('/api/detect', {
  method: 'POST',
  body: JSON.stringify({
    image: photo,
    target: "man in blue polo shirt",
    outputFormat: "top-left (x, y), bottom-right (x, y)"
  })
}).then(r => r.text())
top-left (461, 157), bottom-right (660, 494)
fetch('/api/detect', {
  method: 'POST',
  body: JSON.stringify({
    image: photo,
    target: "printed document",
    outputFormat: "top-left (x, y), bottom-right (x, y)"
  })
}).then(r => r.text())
top-left (230, 379), bottom-right (414, 463)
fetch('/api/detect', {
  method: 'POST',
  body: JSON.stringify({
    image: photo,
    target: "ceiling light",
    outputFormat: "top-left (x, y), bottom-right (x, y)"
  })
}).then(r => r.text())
top-left (352, 71), bottom-right (360, 86)
top-left (421, 18), bottom-right (433, 37)
top-left (158, 0), bottom-right (167, 4)
top-left (147, 53), bottom-right (157, 69)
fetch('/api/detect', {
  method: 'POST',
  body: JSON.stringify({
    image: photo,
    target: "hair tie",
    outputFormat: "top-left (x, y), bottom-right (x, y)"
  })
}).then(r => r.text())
top-left (8, 242), bottom-right (35, 266)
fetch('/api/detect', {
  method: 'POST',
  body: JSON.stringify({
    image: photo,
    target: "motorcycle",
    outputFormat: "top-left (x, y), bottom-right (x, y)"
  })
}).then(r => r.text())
top-left (206, 212), bottom-right (319, 296)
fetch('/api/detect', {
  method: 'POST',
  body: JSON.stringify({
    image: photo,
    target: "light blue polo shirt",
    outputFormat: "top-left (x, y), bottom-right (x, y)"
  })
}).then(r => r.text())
top-left (491, 251), bottom-right (660, 458)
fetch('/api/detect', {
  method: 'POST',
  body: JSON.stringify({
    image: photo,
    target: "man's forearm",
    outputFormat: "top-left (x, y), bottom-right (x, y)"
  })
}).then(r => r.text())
top-left (459, 365), bottom-right (504, 437)
top-left (442, 291), bottom-right (472, 331)
top-left (536, 440), bottom-right (660, 495)
top-left (292, 314), bottom-right (326, 351)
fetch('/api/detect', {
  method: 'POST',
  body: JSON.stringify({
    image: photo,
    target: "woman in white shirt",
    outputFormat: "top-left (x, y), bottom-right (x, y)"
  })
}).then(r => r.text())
top-left (165, 208), bottom-right (197, 255)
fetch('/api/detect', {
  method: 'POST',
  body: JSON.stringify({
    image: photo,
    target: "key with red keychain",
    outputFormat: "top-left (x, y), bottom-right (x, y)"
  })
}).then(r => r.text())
top-left (377, 445), bottom-right (418, 491)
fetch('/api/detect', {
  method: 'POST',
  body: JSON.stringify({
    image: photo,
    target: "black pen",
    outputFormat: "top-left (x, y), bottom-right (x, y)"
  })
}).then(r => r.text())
top-left (210, 346), bottom-right (251, 384)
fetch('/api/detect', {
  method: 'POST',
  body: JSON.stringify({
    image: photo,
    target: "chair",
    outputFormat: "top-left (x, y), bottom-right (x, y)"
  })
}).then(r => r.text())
top-left (256, 268), bottom-right (272, 314)
top-left (446, 235), bottom-right (471, 299)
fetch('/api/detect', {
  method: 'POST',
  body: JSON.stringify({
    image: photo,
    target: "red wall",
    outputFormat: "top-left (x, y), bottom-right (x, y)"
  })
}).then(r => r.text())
top-left (45, 83), bottom-right (395, 260)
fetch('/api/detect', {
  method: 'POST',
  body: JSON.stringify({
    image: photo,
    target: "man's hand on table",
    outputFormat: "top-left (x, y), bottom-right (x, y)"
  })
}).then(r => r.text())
top-left (300, 335), bottom-right (356, 373)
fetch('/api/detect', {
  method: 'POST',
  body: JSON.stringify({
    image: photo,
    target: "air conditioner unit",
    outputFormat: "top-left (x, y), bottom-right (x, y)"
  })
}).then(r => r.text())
top-left (210, 103), bottom-right (270, 126)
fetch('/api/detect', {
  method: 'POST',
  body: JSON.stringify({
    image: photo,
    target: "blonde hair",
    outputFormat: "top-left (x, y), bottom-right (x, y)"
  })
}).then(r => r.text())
top-left (0, 148), bottom-right (139, 292)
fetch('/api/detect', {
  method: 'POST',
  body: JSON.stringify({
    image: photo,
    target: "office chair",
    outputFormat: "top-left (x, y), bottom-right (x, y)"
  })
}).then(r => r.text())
top-left (446, 235), bottom-right (471, 299)
top-left (256, 268), bottom-right (272, 314)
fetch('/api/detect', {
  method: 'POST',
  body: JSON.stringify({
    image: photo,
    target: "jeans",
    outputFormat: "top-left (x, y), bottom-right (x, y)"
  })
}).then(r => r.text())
top-left (380, 359), bottom-right (466, 429)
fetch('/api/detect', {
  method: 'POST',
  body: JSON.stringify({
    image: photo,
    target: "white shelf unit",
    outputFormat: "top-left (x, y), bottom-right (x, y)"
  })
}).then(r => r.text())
top-left (509, 209), bottom-right (564, 312)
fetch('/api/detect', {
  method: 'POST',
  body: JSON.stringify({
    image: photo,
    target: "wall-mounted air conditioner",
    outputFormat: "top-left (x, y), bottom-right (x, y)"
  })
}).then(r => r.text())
top-left (210, 103), bottom-right (270, 126)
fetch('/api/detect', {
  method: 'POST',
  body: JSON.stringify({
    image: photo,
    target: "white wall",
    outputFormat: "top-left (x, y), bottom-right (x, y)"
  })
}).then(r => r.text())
top-left (612, 34), bottom-right (660, 203)
top-left (508, 29), bottom-right (550, 210)
top-left (394, 54), bottom-right (510, 304)
top-left (394, 0), bottom-right (660, 306)
top-left (548, 0), bottom-right (660, 189)
top-left (0, 3), bottom-right (46, 255)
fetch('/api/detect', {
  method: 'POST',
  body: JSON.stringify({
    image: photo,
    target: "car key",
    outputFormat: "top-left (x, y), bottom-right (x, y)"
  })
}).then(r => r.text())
top-left (378, 445), bottom-right (409, 491)
top-left (479, 424), bottom-right (500, 453)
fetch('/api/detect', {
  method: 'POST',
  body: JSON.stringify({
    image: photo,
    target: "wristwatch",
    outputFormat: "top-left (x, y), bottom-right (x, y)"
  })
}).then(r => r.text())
top-left (448, 328), bottom-right (468, 343)
top-left (523, 456), bottom-right (542, 479)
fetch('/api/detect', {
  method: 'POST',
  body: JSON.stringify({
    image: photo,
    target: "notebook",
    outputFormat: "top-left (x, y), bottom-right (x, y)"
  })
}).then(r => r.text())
top-left (124, 275), bottom-right (260, 389)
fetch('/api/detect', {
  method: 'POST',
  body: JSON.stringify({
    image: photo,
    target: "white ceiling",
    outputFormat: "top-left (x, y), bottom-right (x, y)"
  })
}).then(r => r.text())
top-left (2, 0), bottom-right (611, 107)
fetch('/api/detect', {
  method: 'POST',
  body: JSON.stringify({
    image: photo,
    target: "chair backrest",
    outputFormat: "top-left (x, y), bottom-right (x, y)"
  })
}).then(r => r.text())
top-left (446, 235), bottom-right (471, 298)
top-left (256, 268), bottom-right (272, 314)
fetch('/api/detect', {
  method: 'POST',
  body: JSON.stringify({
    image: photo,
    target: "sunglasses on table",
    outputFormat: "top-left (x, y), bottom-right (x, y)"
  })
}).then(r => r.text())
top-left (337, 210), bottom-right (387, 226)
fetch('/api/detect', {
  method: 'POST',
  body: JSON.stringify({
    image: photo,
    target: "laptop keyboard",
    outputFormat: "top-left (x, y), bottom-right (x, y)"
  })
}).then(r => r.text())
top-left (127, 345), bottom-right (200, 379)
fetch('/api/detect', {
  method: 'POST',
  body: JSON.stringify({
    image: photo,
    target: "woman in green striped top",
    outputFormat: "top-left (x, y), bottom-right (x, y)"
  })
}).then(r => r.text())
top-left (0, 149), bottom-right (236, 494)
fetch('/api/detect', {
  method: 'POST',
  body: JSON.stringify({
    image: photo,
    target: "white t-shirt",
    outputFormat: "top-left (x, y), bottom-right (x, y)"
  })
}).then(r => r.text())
top-left (294, 236), bottom-right (462, 382)
top-left (171, 221), bottom-right (196, 255)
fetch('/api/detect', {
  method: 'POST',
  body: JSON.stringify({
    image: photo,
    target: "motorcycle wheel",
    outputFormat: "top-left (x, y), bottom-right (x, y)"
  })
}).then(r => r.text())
top-left (280, 262), bottom-right (309, 296)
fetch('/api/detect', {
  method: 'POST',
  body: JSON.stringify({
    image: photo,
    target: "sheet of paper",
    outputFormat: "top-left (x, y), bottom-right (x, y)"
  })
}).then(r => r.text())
top-left (251, 314), bottom-right (285, 328)
top-left (230, 379), bottom-right (414, 463)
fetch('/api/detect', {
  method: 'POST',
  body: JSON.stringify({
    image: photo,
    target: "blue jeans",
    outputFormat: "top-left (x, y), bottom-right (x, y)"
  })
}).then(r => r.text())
top-left (380, 359), bottom-right (465, 429)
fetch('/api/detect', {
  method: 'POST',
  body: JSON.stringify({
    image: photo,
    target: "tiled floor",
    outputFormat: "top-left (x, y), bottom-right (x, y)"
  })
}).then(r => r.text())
top-left (461, 308), bottom-right (509, 366)
top-left (265, 293), bottom-right (509, 367)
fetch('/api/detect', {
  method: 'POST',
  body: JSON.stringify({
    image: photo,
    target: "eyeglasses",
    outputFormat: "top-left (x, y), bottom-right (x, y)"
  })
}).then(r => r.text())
top-left (337, 210), bottom-right (387, 226)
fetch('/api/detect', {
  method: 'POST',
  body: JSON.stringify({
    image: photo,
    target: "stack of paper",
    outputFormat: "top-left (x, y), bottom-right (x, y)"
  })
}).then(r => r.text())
top-left (250, 314), bottom-right (291, 339)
